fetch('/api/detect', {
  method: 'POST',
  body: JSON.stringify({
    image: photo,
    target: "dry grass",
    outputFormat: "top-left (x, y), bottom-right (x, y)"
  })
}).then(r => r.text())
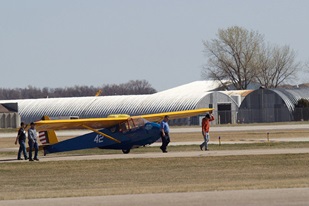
top-left (0, 154), bottom-right (308, 200)
top-left (1, 125), bottom-right (309, 200)
top-left (174, 130), bottom-right (309, 142)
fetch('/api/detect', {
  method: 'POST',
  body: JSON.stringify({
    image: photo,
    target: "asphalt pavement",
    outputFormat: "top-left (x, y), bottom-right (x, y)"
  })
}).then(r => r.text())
top-left (1, 188), bottom-right (308, 206)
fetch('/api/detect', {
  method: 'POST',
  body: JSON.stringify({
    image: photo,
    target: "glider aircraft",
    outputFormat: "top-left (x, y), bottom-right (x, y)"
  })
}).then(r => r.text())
top-left (31, 108), bottom-right (213, 155)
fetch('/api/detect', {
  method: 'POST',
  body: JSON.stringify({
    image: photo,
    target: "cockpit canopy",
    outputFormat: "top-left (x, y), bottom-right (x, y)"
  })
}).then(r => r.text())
top-left (108, 117), bottom-right (149, 133)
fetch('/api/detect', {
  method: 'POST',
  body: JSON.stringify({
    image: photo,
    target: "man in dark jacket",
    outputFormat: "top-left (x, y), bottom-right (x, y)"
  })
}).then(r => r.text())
top-left (15, 122), bottom-right (28, 160)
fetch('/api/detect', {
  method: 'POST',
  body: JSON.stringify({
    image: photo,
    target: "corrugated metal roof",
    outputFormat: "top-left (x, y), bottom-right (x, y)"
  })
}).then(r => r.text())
top-left (0, 81), bottom-right (225, 123)
top-left (238, 88), bottom-right (309, 123)
top-left (271, 88), bottom-right (309, 112)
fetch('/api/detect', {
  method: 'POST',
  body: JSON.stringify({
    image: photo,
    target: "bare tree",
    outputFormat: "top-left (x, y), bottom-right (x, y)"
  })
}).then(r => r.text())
top-left (123, 80), bottom-right (156, 94)
top-left (255, 45), bottom-right (301, 88)
top-left (202, 26), bottom-right (264, 89)
top-left (103, 80), bottom-right (156, 95)
top-left (303, 61), bottom-right (309, 76)
top-left (0, 80), bottom-right (157, 100)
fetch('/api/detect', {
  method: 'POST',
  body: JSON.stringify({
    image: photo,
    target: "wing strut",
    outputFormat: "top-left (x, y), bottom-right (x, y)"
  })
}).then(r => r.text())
top-left (82, 125), bottom-right (121, 143)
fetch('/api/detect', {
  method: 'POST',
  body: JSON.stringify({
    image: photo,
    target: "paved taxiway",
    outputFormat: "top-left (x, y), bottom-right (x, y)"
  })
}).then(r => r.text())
top-left (1, 188), bottom-right (308, 206)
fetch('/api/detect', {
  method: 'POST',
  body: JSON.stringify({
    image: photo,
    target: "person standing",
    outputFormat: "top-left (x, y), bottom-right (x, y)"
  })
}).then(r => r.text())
top-left (200, 111), bottom-right (215, 151)
top-left (160, 115), bottom-right (170, 153)
top-left (15, 122), bottom-right (28, 160)
top-left (28, 122), bottom-right (39, 161)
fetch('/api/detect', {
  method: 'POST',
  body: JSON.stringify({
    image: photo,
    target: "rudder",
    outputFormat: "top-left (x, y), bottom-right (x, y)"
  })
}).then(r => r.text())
top-left (39, 115), bottom-right (59, 145)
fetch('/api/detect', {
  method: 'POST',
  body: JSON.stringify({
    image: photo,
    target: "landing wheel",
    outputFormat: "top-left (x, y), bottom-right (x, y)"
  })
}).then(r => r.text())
top-left (122, 149), bottom-right (131, 154)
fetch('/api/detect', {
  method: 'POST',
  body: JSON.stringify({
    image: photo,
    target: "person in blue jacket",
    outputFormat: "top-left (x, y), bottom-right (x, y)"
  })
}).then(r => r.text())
top-left (160, 115), bottom-right (170, 153)
top-left (28, 122), bottom-right (39, 161)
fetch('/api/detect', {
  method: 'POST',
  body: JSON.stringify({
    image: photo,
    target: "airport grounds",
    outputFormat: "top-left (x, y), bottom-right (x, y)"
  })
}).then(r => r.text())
top-left (0, 122), bottom-right (309, 205)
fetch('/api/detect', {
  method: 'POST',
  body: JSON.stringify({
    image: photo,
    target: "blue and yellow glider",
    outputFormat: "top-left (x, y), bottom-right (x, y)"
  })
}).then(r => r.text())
top-left (33, 108), bottom-right (213, 154)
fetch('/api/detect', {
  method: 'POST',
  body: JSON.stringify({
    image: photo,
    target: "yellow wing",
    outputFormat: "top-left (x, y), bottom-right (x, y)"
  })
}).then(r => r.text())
top-left (34, 108), bottom-right (213, 131)
top-left (34, 117), bottom-right (129, 131)
top-left (139, 108), bottom-right (213, 122)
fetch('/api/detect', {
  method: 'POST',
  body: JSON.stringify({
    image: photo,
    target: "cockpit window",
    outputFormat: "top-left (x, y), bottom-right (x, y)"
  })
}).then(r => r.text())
top-left (119, 118), bottom-right (147, 133)
top-left (132, 118), bottom-right (148, 128)
top-left (119, 122), bottom-right (129, 133)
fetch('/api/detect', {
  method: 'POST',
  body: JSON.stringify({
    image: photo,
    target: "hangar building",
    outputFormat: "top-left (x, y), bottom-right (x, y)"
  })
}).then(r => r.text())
top-left (0, 81), bottom-right (245, 126)
top-left (238, 88), bottom-right (309, 123)
top-left (0, 103), bottom-right (20, 128)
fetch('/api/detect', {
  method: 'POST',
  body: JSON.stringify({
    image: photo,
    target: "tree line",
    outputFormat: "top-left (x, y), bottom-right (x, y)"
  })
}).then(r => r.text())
top-left (202, 26), bottom-right (306, 89)
top-left (0, 80), bottom-right (157, 100)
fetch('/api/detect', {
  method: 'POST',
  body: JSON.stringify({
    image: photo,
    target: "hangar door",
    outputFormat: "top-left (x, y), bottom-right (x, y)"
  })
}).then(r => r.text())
top-left (218, 103), bottom-right (231, 124)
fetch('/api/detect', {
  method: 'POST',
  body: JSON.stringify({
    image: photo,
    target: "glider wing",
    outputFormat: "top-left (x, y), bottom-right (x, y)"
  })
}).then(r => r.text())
top-left (33, 108), bottom-right (213, 131)
top-left (138, 108), bottom-right (214, 122)
top-left (34, 117), bottom-right (129, 131)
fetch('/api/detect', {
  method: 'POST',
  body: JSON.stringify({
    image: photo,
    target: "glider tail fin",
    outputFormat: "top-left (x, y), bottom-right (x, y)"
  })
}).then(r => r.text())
top-left (38, 115), bottom-right (59, 145)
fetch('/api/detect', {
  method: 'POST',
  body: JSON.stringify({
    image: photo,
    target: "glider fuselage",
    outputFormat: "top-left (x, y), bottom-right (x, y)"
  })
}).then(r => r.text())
top-left (44, 120), bottom-right (161, 154)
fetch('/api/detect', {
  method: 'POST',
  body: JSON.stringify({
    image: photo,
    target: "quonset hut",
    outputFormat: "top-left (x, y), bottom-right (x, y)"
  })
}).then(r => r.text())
top-left (0, 81), bottom-right (241, 126)
top-left (0, 103), bottom-right (20, 128)
top-left (238, 88), bottom-right (309, 123)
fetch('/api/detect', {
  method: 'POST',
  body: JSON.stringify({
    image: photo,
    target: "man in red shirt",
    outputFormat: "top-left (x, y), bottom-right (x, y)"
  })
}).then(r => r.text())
top-left (200, 111), bottom-right (214, 151)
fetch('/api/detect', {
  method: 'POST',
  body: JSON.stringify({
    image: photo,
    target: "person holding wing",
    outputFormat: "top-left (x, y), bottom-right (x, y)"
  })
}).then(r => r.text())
top-left (200, 111), bottom-right (214, 151)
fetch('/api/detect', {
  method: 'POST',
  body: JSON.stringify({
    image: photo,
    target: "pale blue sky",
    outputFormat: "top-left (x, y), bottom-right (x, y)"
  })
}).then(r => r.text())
top-left (0, 0), bottom-right (308, 91)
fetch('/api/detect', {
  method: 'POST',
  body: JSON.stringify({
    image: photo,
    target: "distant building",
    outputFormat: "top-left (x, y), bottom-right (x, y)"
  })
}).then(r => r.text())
top-left (0, 103), bottom-right (20, 128)
top-left (5, 81), bottom-right (307, 126)
top-left (238, 88), bottom-right (309, 123)
top-left (0, 81), bottom-right (246, 126)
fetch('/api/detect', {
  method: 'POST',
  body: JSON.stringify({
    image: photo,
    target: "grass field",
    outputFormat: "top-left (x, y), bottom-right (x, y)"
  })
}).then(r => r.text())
top-left (0, 153), bottom-right (308, 200)
top-left (0, 125), bottom-right (309, 200)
